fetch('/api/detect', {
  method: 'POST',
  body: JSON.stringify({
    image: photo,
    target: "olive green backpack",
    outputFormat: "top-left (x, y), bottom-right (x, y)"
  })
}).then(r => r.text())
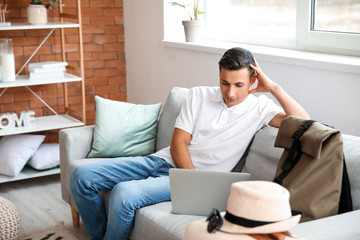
top-left (273, 116), bottom-right (352, 222)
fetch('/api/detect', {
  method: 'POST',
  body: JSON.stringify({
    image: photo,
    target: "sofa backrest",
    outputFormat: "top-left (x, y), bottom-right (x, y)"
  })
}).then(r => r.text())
top-left (241, 126), bottom-right (283, 180)
top-left (242, 126), bottom-right (360, 211)
top-left (342, 134), bottom-right (360, 210)
top-left (155, 87), bottom-right (189, 151)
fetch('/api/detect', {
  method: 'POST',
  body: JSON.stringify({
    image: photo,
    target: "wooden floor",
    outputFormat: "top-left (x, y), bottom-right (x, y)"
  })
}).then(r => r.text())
top-left (0, 174), bottom-right (89, 239)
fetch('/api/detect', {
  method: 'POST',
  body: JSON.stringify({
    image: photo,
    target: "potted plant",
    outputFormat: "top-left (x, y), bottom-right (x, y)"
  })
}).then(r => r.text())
top-left (27, 0), bottom-right (60, 25)
top-left (170, 0), bottom-right (205, 42)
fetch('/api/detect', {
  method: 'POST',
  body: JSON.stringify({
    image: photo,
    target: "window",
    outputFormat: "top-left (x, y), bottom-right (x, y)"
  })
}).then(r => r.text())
top-left (201, 0), bottom-right (360, 55)
top-left (204, 0), bottom-right (297, 49)
top-left (312, 0), bottom-right (359, 34)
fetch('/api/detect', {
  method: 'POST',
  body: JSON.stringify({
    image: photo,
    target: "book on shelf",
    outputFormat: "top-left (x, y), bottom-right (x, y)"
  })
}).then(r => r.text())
top-left (29, 71), bottom-right (65, 81)
top-left (29, 66), bottom-right (66, 73)
top-left (28, 61), bottom-right (68, 71)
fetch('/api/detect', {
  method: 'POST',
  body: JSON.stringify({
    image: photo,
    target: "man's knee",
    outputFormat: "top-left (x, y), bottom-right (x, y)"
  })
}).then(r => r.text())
top-left (70, 165), bottom-right (90, 194)
top-left (111, 182), bottom-right (141, 209)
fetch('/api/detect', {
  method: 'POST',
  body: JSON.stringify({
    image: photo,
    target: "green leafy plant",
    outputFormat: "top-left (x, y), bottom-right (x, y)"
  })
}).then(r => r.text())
top-left (170, 0), bottom-right (205, 20)
top-left (30, 0), bottom-right (61, 9)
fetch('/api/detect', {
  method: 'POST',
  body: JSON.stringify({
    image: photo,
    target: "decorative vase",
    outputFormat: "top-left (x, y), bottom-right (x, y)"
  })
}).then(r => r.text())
top-left (27, 4), bottom-right (47, 25)
top-left (182, 20), bottom-right (204, 42)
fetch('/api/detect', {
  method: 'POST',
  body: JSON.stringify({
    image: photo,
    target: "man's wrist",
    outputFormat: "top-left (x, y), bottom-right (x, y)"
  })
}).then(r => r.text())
top-left (269, 83), bottom-right (281, 96)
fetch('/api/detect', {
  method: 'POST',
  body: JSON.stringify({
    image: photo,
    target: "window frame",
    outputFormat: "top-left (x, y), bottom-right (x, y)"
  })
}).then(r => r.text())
top-left (297, 0), bottom-right (360, 56)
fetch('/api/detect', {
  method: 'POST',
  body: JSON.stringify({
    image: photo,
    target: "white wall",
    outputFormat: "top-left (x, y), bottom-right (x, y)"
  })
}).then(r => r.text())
top-left (124, 0), bottom-right (360, 136)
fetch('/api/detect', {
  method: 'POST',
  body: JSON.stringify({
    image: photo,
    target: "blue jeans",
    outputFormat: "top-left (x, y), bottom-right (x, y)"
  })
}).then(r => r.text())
top-left (70, 155), bottom-right (173, 240)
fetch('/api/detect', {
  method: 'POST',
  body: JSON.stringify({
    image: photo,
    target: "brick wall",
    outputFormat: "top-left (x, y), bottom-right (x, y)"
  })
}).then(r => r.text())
top-left (0, 0), bottom-right (126, 142)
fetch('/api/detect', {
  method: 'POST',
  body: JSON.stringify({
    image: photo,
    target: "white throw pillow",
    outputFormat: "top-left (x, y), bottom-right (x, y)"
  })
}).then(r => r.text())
top-left (0, 134), bottom-right (45, 177)
top-left (27, 143), bottom-right (60, 170)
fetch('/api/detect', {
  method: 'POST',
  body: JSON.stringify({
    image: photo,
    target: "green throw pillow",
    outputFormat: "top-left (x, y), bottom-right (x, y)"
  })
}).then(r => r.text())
top-left (87, 96), bottom-right (162, 158)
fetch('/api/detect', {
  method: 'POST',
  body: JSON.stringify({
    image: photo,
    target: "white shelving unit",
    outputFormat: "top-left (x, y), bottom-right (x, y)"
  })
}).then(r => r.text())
top-left (0, 166), bottom-right (60, 184)
top-left (0, 115), bottom-right (84, 136)
top-left (0, 73), bottom-right (81, 88)
top-left (0, 2), bottom-right (86, 183)
top-left (0, 22), bottom-right (79, 31)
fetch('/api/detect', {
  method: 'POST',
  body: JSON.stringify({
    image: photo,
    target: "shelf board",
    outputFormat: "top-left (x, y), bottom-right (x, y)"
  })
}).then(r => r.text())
top-left (0, 114), bottom-right (84, 136)
top-left (0, 73), bottom-right (81, 88)
top-left (0, 166), bottom-right (60, 183)
top-left (0, 22), bottom-right (80, 31)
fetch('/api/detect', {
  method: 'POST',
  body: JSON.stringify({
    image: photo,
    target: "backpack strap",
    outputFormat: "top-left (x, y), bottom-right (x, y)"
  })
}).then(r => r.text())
top-left (274, 120), bottom-right (315, 185)
top-left (338, 158), bottom-right (353, 213)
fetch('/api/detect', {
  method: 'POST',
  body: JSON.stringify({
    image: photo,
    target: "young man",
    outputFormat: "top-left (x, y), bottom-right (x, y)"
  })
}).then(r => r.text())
top-left (70, 47), bottom-right (310, 240)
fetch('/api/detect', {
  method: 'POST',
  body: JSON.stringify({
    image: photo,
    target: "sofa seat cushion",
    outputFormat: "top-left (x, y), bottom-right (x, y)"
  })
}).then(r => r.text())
top-left (290, 210), bottom-right (360, 240)
top-left (130, 202), bottom-right (203, 240)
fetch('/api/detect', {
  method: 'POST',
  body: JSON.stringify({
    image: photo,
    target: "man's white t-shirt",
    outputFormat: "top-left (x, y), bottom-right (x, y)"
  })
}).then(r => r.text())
top-left (153, 86), bottom-right (283, 172)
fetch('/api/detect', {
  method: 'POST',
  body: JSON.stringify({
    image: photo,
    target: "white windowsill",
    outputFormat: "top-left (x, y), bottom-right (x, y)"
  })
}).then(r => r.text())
top-left (162, 39), bottom-right (360, 74)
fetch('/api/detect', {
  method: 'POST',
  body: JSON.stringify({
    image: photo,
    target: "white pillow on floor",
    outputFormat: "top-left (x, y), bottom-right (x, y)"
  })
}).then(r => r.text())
top-left (27, 143), bottom-right (60, 170)
top-left (0, 134), bottom-right (45, 177)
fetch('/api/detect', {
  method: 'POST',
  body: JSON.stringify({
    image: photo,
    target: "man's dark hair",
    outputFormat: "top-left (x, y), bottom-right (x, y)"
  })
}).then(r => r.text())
top-left (218, 47), bottom-right (255, 78)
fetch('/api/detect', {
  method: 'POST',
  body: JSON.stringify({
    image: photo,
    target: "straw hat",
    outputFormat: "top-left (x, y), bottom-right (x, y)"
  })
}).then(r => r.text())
top-left (185, 181), bottom-right (301, 240)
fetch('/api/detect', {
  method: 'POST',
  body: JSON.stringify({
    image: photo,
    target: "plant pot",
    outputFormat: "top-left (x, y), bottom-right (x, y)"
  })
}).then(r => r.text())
top-left (27, 4), bottom-right (47, 25)
top-left (182, 20), bottom-right (204, 42)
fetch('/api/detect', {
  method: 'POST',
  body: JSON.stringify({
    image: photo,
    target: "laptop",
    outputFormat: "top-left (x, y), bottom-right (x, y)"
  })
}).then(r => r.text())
top-left (169, 168), bottom-right (251, 216)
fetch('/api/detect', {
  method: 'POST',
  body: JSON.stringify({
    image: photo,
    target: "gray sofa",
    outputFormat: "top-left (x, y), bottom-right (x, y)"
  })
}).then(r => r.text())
top-left (59, 87), bottom-right (360, 240)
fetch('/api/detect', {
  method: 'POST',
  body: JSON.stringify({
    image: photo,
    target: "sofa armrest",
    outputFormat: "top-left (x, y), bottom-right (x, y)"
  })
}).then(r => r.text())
top-left (59, 125), bottom-right (95, 204)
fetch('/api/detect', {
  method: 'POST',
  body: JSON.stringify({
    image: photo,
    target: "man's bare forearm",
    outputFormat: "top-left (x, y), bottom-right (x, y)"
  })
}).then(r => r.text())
top-left (170, 128), bottom-right (194, 169)
top-left (170, 144), bottom-right (194, 169)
